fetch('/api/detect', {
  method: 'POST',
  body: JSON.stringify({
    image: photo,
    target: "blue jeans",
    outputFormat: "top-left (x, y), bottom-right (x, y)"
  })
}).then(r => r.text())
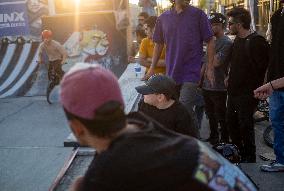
top-left (269, 91), bottom-right (284, 164)
top-left (178, 82), bottom-right (204, 138)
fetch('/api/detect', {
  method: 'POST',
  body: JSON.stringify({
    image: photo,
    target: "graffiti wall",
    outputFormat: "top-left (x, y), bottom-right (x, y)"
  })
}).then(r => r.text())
top-left (26, 0), bottom-right (49, 38)
top-left (42, 13), bottom-right (127, 77)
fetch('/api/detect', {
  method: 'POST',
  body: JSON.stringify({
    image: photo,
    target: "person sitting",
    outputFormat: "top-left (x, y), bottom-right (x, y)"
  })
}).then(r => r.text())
top-left (128, 12), bottom-right (149, 63)
top-left (62, 63), bottom-right (258, 191)
top-left (139, 16), bottom-right (166, 75)
top-left (136, 74), bottom-right (199, 138)
top-left (128, 27), bottom-right (147, 63)
top-left (136, 12), bottom-right (149, 38)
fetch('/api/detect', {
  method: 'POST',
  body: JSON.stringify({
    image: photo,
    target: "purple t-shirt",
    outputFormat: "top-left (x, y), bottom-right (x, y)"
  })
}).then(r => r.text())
top-left (153, 6), bottom-right (213, 84)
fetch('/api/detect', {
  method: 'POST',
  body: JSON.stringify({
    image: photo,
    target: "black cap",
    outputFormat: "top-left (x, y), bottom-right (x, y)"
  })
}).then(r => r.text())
top-left (135, 74), bottom-right (177, 99)
top-left (208, 13), bottom-right (226, 24)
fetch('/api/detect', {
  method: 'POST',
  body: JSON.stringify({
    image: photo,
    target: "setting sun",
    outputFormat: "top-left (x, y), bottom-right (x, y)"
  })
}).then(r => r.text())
top-left (74, 0), bottom-right (81, 6)
top-left (129, 0), bottom-right (139, 4)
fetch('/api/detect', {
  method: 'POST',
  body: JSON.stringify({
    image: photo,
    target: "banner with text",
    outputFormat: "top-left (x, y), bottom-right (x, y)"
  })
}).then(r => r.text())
top-left (0, 1), bottom-right (30, 37)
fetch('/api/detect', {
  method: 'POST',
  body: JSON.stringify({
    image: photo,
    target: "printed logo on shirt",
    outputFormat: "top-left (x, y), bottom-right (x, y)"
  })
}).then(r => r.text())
top-left (194, 142), bottom-right (257, 191)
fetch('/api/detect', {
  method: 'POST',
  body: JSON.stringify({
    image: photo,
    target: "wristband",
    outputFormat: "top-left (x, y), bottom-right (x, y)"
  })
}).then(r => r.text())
top-left (270, 81), bottom-right (275, 90)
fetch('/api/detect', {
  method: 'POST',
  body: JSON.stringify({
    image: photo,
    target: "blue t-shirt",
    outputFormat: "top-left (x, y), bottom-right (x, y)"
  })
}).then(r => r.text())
top-left (153, 6), bottom-right (213, 84)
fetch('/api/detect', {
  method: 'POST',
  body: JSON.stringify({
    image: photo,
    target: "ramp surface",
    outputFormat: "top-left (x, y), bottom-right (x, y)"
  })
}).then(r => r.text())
top-left (0, 43), bottom-right (8, 64)
top-left (0, 43), bottom-right (41, 98)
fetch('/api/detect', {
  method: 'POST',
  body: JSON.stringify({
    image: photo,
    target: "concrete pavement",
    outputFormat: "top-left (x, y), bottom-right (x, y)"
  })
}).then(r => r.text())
top-left (1, 95), bottom-right (284, 190)
top-left (0, 96), bottom-right (72, 191)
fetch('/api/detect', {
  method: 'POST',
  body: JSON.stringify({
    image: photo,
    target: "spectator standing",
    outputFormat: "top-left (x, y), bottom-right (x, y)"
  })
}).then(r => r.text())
top-left (138, 0), bottom-right (157, 16)
top-left (202, 13), bottom-right (232, 144)
top-left (257, 3), bottom-right (284, 172)
top-left (146, 0), bottom-right (215, 134)
top-left (62, 63), bottom-right (258, 191)
top-left (139, 16), bottom-right (166, 74)
top-left (226, 8), bottom-right (269, 163)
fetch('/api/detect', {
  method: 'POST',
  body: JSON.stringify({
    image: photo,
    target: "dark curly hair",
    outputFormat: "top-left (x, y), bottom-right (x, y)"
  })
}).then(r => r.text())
top-left (138, 12), bottom-right (149, 19)
top-left (144, 16), bottom-right (158, 29)
top-left (64, 101), bottom-right (126, 138)
top-left (226, 7), bottom-right (251, 30)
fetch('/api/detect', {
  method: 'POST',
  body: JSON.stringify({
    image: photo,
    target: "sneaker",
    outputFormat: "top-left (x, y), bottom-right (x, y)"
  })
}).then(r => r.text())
top-left (260, 161), bottom-right (284, 172)
top-left (46, 94), bottom-right (52, 104)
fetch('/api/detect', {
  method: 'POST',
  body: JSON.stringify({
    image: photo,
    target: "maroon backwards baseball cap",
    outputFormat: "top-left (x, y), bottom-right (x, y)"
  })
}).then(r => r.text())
top-left (60, 63), bottom-right (124, 120)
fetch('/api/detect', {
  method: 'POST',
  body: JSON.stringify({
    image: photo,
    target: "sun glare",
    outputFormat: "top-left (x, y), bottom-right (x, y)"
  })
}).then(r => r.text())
top-left (74, 0), bottom-right (81, 6)
top-left (74, 0), bottom-right (80, 31)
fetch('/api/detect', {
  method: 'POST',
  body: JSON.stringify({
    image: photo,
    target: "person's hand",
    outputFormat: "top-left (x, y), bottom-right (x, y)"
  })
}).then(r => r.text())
top-left (143, 67), bottom-right (155, 80)
top-left (254, 83), bottom-right (273, 100)
top-left (128, 56), bottom-right (135, 63)
top-left (69, 176), bottom-right (84, 191)
top-left (206, 66), bottom-right (215, 86)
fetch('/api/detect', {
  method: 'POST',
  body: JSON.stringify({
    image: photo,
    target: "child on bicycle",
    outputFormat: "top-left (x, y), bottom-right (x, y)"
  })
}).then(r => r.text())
top-left (38, 29), bottom-right (67, 104)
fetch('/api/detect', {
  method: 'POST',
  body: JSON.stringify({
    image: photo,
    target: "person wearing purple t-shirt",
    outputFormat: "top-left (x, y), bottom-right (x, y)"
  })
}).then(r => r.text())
top-left (145, 0), bottom-right (215, 134)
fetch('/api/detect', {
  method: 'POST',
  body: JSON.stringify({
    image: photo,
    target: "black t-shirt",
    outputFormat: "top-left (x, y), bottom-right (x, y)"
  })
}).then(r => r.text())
top-left (79, 112), bottom-right (257, 191)
top-left (228, 33), bottom-right (269, 96)
top-left (267, 8), bottom-right (284, 91)
top-left (138, 100), bottom-right (197, 138)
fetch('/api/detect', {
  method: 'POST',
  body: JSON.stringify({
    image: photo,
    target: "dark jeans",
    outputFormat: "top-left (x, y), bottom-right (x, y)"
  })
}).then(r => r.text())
top-left (47, 60), bottom-right (64, 95)
top-left (226, 94), bottom-right (257, 160)
top-left (203, 90), bottom-right (228, 141)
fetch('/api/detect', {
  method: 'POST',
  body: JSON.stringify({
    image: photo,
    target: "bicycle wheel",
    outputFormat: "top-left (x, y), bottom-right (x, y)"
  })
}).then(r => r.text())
top-left (263, 125), bottom-right (274, 148)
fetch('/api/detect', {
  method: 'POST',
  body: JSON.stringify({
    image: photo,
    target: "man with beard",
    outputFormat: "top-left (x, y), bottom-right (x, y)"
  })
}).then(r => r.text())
top-left (226, 8), bottom-right (269, 163)
top-left (145, 0), bottom-right (215, 134)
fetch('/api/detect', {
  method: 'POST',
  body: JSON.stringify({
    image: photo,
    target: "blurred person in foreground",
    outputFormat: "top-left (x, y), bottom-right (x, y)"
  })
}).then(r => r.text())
top-left (62, 63), bottom-right (258, 191)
